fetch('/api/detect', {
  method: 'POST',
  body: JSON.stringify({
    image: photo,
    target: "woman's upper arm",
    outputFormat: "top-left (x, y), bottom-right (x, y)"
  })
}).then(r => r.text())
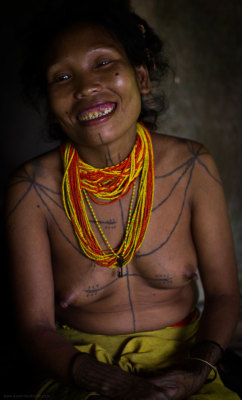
top-left (6, 168), bottom-right (56, 334)
top-left (191, 146), bottom-right (239, 297)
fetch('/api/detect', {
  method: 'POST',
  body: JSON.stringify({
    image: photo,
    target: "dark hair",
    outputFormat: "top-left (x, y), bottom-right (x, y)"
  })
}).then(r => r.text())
top-left (20, 0), bottom-right (170, 139)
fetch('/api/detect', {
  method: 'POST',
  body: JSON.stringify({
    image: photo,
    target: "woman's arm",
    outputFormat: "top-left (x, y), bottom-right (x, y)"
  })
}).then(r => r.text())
top-left (147, 145), bottom-right (240, 399)
top-left (191, 148), bottom-right (240, 354)
top-left (5, 166), bottom-right (165, 400)
top-left (6, 168), bottom-right (79, 383)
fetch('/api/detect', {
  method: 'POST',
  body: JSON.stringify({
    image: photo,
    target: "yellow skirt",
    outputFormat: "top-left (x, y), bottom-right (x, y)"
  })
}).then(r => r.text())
top-left (36, 316), bottom-right (240, 399)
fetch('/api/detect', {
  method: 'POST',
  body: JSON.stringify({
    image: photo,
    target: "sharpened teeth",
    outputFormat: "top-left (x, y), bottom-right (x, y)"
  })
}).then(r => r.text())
top-left (79, 106), bottom-right (115, 122)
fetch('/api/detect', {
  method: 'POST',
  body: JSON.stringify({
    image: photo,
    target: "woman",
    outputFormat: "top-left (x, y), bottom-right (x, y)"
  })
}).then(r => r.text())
top-left (6, 2), bottom-right (240, 399)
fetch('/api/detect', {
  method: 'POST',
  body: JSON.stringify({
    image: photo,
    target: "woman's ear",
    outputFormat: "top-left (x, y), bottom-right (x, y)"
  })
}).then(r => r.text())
top-left (135, 65), bottom-right (151, 94)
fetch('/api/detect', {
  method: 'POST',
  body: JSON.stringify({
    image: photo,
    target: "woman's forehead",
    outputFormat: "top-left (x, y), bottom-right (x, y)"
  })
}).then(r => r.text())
top-left (49, 23), bottom-right (125, 55)
top-left (44, 23), bottom-right (128, 68)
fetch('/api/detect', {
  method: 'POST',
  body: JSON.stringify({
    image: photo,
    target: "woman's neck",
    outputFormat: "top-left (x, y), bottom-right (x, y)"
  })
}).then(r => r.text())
top-left (74, 129), bottom-right (137, 169)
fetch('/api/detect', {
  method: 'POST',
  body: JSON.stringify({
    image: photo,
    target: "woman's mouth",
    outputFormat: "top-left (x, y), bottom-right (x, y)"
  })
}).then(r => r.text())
top-left (78, 102), bottom-right (116, 122)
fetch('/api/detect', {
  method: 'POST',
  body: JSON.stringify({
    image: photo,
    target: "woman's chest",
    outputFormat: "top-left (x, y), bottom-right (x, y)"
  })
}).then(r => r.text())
top-left (45, 171), bottom-right (197, 307)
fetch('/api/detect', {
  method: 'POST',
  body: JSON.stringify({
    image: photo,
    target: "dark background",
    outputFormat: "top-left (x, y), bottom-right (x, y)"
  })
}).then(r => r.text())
top-left (1, 0), bottom-right (242, 395)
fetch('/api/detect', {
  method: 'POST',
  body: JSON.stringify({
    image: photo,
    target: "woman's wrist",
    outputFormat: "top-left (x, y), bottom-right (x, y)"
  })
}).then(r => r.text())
top-left (68, 351), bottom-right (91, 386)
top-left (190, 339), bottom-right (224, 365)
top-left (189, 356), bottom-right (217, 383)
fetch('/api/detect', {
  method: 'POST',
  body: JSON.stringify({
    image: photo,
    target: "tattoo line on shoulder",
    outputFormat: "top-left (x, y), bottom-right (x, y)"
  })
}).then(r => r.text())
top-left (7, 168), bottom-right (83, 254)
top-left (136, 142), bottom-right (222, 259)
top-left (7, 168), bottom-right (62, 211)
top-left (155, 142), bottom-right (221, 185)
top-left (32, 184), bottom-right (82, 254)
top-left (7, 180), bottom-right (33, 219)
top-left (137, 161), bottom-right (195, 258)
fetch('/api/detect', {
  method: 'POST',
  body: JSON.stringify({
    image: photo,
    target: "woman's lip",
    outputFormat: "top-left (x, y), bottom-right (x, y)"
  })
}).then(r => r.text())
top-left (77, 102), bottom-right (116, 120)
top-left (76, 102), bottom-right (117, 125)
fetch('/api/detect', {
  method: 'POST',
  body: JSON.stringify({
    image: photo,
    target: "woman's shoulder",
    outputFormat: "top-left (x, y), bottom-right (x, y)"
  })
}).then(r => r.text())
top-left (151, 131), bottom-right (207, 167)
top-left (151, 131), bottom-right (222, 190)
top-left (9, 147), bottom-right (62, 186)
top-left (151, 131), bottom-right (207, 157)
top-left (6, 147), bottom-right (63, 215)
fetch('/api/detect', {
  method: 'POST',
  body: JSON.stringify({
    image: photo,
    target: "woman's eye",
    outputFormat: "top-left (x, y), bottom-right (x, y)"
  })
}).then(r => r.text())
top-left (96, 60), bottom-right (112, 68)
top-left (54, 74), bottom-right (71, 82)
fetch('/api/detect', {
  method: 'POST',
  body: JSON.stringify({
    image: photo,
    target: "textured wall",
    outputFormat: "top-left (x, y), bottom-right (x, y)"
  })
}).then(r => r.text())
top-left (132, 0), bottom-right (242, 288)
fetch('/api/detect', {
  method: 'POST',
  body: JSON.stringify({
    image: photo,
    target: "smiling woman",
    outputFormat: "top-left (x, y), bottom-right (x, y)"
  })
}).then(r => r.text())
top-left (44, 24), bottom-right (149, 159)
top-left (21, 3), bottom-right (169, 142)
top-left (5, 1), bottom-right (241, 399)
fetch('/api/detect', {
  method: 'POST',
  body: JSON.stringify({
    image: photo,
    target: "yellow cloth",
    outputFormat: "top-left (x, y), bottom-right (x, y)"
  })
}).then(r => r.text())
top-left (36, 317), bottom-right (240, 399)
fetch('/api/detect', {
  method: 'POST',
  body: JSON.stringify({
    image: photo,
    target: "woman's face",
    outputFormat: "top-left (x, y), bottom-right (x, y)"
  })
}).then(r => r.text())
top-left (45, 24), bottom-right (150, 150)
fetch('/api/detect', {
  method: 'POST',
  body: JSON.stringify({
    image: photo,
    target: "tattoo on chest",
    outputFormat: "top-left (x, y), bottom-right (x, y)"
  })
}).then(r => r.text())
top-left (136, 142), bottom-right (221, 259)
top-left (7, 143), bottom-right (222, 332)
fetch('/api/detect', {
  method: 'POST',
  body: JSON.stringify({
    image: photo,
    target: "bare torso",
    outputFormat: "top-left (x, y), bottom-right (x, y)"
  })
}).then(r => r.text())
top-left (9, 132), bottom-right (205, 334)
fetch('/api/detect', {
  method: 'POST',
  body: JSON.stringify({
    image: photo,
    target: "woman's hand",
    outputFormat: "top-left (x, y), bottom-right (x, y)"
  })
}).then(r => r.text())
top-left (146, 359), bottom-right (211, 399)
top-left (73, 353), bottom-right (173, 399)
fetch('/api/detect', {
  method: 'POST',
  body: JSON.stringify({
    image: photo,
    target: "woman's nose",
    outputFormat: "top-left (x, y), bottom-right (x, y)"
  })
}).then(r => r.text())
top-left (73, 75), bottom-right (102, 99)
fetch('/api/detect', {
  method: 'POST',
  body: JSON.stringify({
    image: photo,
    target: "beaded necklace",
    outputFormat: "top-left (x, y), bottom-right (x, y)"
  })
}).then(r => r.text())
top-left (61, 123), bottom-right (154, 276)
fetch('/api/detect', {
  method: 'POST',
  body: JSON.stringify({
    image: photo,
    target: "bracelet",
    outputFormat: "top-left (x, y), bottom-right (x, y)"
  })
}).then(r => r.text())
top-left (191, 340), bottom-right (225, 360)
top-left (68, 352), bottom-right (85, 385)
top-left (190, 357), bottom-right (217, 383)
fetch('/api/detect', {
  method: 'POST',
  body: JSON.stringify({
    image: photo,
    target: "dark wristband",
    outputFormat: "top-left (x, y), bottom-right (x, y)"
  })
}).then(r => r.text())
top-left (191, 340), bottom-right (225, 360)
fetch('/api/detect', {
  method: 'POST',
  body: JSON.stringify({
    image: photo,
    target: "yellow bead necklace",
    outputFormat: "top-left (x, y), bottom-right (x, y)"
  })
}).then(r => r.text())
top-left (61, 123), bottom-right (154, 275)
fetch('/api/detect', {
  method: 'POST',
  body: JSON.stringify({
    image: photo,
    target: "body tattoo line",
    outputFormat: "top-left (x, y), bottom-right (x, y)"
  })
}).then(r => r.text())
top-left (98, 132), bottom-right (114, 166)
top-left (137, 161), bottom-right (195, 258)
top-left (37, 182), bottom-right (62, 195)
top-left (82, 271), bottom-right (173, 296)
top-left (32, 184), bottom-right (82, 254)
top-left (119, 199), bottom-right (136, 332)
top-left (38, 185), bottom-right (63, 209)
top-left (145, 144), bottom-right (221, 255)
top-left (197, 158), bottom-right (222, 185)
top-left (7, 182), bottom-right (33, 218)
top-left (106, 145), bottom-right (114, 165)
top-left (153, 159), bottom-right (193, 212)
top-left (155, 157), bottom-right (194, 180)
top-left (84, 277), bottom-right (119, 296)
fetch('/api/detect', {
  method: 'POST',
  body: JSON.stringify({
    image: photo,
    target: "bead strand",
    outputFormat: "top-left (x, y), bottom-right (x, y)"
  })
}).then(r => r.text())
top-left (61, 123), bottom-right (154, 269)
